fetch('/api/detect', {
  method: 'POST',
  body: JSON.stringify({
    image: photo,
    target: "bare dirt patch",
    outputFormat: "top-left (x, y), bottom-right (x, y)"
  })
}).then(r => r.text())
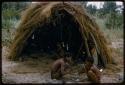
top-left (2, 39), bottom-right (124, 84)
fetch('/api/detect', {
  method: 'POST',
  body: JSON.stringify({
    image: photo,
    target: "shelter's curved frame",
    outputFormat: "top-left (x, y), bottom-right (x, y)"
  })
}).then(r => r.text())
top-left (8, 2), bottom-right (112, 67)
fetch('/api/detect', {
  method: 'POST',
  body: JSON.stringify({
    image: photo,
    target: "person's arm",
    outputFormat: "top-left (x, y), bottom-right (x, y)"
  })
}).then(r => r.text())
top-left (87, 70), bottom-right (100, 83)
top-left (91, 66), bottom-right (101, 80)
top-left (60, 62), bottom-right (66, 75)
top-left (64, 63), bottom-right (72, 73)
top-left (65, 63), bottom-right (71, 69)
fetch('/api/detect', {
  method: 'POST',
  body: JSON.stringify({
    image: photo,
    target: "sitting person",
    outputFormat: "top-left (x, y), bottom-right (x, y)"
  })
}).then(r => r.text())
top-left (56, 43), bottom-right (65, 58)
top-left (51, 53), bottom-right (72, 80)
top-left (79, 57), bottom-right (101, 83)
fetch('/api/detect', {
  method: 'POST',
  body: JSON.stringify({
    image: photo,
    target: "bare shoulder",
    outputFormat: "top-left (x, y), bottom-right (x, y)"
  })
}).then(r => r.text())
top-left (91, 65), bottom-right (99, 71)
top-left (57, 58), bottom-right (65, 64)
top-left (56, 58), bottom-right (63, 62)
top-left (53, 58), bottom-right (62, 64)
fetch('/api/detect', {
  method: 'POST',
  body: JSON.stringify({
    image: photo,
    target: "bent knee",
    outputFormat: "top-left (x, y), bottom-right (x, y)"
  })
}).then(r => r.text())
top-left (88, 70), bottom-right (93, 75)
top-left (87, 70), bottom-right (100, 83)
top-left (87, 70), bottom-right (94, 78)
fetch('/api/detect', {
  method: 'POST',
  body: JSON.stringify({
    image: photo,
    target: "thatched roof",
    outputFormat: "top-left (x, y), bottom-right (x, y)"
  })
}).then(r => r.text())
top-left (8, 2), bottom-right (112, 67)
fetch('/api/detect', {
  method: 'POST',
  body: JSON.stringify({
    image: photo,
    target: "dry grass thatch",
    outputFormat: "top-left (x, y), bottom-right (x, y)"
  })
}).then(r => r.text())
top-left (8, 2), bottom-right (113, 67)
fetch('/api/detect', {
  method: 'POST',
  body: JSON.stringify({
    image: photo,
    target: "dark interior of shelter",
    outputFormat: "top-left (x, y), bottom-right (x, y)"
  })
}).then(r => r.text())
top-left (21, 9), bottom-right (99, 65)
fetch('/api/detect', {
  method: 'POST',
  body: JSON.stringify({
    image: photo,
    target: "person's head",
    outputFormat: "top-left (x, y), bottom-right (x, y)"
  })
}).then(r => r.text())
top-left (64, 52), bottom-right (72, 63)
top-left (85, 57), bottom-right (94, 67)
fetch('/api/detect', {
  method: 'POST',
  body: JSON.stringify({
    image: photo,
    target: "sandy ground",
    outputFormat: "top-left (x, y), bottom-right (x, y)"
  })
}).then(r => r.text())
top-left (2, 39), bottom-right (124, 84)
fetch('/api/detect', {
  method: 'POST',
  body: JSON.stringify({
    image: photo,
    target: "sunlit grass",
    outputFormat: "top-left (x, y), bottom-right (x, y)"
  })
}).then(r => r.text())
top-left (95, 17), bottom-right (123, 42)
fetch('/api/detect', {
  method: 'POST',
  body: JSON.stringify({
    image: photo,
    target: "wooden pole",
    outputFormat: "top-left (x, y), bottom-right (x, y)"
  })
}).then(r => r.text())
top-left (90, 32), bottom-right (106, 67)
top-left (84, 36), bottom-right (91, 57)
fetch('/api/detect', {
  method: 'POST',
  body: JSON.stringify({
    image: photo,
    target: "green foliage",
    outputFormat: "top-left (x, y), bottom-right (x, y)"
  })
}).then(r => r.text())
top-left (2, 8), bottom-right (19, 20)
top-left (102, 2), bottom-right (123, 29)
top-left (2, 2), bottom-right (30, 29)
top-left (95, 17), bottom-right (123, 42)
top-left (80, 2), bottom-right (88, 8)
top-left (2, 19), bottom-right (13, 29)
top-left (2, 29), bottom-right (13, 46)
top-left (104, 11), bottom-right (123, 29)
top-left (86, 1), bottom-right (123, 30)
top-left (2, 8), bottom-right (19, 29)
top-left (2, 2), bottom-right (31, 46)
top-left (86, 4), bottom-right (97, 15)
top-left (95, 17), bottom-right (106, 30)
top-left (103, 2), bottom-right (117, 14)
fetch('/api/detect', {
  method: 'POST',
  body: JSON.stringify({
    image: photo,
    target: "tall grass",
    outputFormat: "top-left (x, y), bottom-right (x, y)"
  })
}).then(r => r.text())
top-left (2, 19), bottom-right (18, 46)
top-left (95, 17), bottom-right (123, 42)
top-left (95, 17), bottom-right (123, 58)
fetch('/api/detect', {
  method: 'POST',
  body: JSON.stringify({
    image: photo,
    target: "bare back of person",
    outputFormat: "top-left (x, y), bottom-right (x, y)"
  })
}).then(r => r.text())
top-left (87, 65), bottom-right (101, 83)
top-left (51, 58), bottom-right (68, 79)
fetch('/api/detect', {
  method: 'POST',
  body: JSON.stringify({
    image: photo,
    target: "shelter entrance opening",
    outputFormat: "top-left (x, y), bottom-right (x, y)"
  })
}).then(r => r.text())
top-left (21, 9), bottom-right (91, 63)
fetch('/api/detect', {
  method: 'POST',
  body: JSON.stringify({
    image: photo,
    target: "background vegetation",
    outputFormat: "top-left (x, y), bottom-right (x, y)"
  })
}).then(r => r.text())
top-left (2, 2), bottom-right (31, 46)
top-left (2, 2), bottom-right (124, 83)
top-left (2, 2), bottom-right (123, 46)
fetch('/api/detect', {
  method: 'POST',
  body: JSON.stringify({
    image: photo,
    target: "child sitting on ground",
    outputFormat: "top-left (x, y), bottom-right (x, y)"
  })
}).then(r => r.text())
top-left (51, 53), bottom-right (72, 80)
top-left (79, 57), bottom-right (101, 83)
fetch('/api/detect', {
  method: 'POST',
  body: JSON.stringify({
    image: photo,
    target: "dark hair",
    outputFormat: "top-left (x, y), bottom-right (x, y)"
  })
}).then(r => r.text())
top-left (86, 57), bottom-right (94, 64)
top-left (63, 52), bottom-right (72, 62)
top-left (64, 52), bottom-right (71, 57)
